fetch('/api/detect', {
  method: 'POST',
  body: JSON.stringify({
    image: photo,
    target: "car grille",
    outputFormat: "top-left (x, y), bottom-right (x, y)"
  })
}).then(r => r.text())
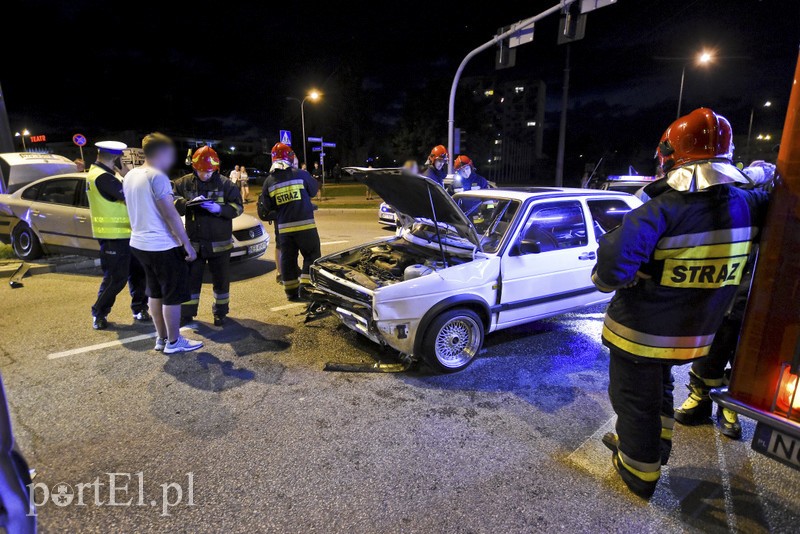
top-left (311, 266), bottom-right (372, 306)
top-left (233, 225), bottom-right (264, 241)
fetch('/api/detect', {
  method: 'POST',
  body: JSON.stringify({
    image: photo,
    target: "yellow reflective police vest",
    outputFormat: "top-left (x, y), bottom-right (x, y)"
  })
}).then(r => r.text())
top-left (86, 164), bottom-right (131, 239)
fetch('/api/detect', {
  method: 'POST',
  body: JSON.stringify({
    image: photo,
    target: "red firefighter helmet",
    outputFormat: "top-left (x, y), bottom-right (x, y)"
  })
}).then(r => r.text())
top-left (453, 155), bottom-right (474, 171)
top-left (656, 107), bottom-right (734, 172)
top-left (271, 142), bottom-right (295, 164)
top-left (191, 146), bottom-right (220, 172)
top-left (428, 144), bottom-right (449, 164)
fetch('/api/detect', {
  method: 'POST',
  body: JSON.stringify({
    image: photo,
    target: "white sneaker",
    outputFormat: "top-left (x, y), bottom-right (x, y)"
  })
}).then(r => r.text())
top-left (154, 337), bottom-right (167, 352)
top-left (164, 335), bottom-right (204, 354)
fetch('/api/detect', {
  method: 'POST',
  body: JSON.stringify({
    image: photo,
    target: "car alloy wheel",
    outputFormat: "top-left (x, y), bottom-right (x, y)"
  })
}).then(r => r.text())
top-left (11, 223), bottom-right (43, 260)
top-left (422, 308), bottom-right (485, 373)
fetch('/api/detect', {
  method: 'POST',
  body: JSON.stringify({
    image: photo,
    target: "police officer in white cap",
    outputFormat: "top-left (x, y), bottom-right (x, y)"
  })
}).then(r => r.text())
top-left (86, 141), bottom-right (149, 330)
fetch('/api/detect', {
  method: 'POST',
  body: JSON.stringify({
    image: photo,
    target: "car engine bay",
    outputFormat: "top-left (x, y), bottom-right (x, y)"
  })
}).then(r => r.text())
top-left (316, 240), bottom-right (471, 290)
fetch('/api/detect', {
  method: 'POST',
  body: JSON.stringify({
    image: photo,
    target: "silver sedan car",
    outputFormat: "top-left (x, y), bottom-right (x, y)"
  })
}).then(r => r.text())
top-left (0, 173), bottom-right (269, 262)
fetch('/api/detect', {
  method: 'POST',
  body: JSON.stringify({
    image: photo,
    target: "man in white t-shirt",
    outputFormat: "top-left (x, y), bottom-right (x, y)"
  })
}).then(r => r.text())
top-left (124, 133), bottom-right (203, 354)
top-left (229, 165), bottom-right (241, 184)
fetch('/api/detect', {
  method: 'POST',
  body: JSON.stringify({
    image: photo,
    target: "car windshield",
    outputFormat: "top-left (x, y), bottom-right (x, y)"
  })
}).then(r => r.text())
top-left (455, 197), bottom-right (520, 253)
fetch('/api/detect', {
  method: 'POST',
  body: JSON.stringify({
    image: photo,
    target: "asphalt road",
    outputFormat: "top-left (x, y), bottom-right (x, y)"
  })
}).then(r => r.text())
top-left (1, 210), bottom-right (798, 533)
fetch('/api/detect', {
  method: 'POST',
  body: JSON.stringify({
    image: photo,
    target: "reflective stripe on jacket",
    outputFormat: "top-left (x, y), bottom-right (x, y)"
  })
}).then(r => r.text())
top-left (594, 182), bottom-right (769, 363)
top-left (86, 164), bottom-right (131, 239)
top-left (173, 172), bottom-right (243, 255)
top-left (261, 168), bottom-right (318, 234)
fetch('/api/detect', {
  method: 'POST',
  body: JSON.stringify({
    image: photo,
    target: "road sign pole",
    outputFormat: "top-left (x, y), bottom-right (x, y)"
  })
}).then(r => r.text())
top-left (79, 145), bottom-right (84, 165)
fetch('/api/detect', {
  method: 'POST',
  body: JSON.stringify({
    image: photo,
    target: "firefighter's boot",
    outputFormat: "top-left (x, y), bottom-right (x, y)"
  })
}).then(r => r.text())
top-left (675, 371), bottom-right (715, 425)
top-left (717, 406), bottom-right (742, 440)
top-left (602, 433), bottom-right (659, 499)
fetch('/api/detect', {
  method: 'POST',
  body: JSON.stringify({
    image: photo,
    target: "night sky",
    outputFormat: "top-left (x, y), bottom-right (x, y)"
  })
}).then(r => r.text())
top-left (3, 0), bottom-right (800, 171)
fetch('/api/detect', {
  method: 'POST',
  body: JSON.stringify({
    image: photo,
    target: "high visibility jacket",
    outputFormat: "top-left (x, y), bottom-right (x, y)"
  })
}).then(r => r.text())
top-left (86, 164), bottom-right (131, 239)
top-left (173, 172), bottom-right (243, 254)
top-left (593, 184), bottom-right (770, 364)
top-left (260, 168), bottom-right (318, 234)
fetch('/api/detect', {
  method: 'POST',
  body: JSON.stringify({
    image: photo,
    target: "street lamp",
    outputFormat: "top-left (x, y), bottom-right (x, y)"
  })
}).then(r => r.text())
top-left (286, 90), bottom-right (322, 166)
top-left (746, 100), bottom-right (773, 162)
top-left (676, 50), bottom-right (715, 118)
top-left (14, 129), bottom-right (30, 151)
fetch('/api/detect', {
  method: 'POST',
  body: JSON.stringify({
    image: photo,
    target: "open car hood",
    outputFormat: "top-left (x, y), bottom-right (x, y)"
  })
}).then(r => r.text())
top-left (346, 167), bottom-right (482, 250)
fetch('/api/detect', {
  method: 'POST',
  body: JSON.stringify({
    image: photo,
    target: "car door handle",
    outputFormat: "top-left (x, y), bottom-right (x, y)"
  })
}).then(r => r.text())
top-left (31, 210), bottom-right (41, 217)
top-left (74, 215), bottom-right (87, 222)
top-left (578, 252), bottom-right (596, 261)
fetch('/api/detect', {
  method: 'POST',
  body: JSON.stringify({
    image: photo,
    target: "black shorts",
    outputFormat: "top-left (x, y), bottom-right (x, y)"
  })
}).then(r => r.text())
top-left (131, 247), bottom-right (190, 305)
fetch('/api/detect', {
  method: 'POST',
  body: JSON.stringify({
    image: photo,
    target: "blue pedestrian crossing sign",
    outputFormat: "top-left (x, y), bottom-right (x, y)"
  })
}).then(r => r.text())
top-left (279, 130), bottom-right (292, 146)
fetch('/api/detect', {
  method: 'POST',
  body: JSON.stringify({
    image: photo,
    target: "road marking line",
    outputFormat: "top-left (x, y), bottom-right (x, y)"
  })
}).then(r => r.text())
top-left (320, 240), bottom-right (349, 246)
top-left (270, 303), bottom-right (306, 312)
top-left (48, 327), bottom-right (192, 360)
top-left (715, 430), bottom-right (738, 531)
top-left (565, 415), bottom-right (616, 478)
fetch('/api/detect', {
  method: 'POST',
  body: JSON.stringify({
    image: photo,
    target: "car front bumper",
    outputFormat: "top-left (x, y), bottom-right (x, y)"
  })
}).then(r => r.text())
top-left (230, 234), bottom-right (270, 262)
top-left (309, 266), bottom-right (417, 356)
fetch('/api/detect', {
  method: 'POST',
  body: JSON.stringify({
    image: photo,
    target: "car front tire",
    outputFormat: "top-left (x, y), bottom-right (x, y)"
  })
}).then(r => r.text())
top-left (11, 223), bottom-right (43, 261)
top-left (421, 308), bottom-right (484, 373)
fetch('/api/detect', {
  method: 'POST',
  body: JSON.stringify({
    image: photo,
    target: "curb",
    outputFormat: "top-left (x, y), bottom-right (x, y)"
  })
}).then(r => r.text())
top-left (0, 258), bottom-right (100, 279)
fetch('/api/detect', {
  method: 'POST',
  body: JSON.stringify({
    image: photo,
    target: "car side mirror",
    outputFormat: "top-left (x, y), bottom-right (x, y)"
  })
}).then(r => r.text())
top-left (519, 238), bottom-right (542, 255)
top-left (510, 237), bottom-right (542, 256)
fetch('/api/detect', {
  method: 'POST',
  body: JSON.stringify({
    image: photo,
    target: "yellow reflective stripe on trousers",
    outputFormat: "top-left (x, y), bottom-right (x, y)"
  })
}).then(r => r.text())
top-left (619, 452), bottom-right (661, 482)
top-left (654, 240), bottom-right (752, 260)
top-left (603, 316), bottom-right (713, 360)
top-left (283, 279), bottom-right (300, 290)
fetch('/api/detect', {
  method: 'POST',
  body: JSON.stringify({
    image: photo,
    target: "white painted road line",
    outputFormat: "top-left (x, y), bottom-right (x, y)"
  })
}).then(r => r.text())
top-left (320, 240), bottom-right (349, 246)
top-left (270, 303), bottom-right (307, 312)
top-left (48, 327), bottom-right (193, 360)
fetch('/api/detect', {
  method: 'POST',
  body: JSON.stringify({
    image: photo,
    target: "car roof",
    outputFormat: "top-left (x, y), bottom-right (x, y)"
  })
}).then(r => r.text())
top-left (455, 186), bottom-right (630, 201)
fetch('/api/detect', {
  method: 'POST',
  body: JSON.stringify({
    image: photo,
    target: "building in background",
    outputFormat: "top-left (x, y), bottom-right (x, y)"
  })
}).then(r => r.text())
top-left (462, 77), bottom-right (546, 184)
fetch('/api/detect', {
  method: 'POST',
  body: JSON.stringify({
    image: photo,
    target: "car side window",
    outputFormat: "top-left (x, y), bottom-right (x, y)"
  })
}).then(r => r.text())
top-left (21, 184), bottom-right (40, 201)
top-left (519, 201), bottom-right (588, 253)
top-left (36, 179), bottom-right (80, 206)
top-left (76, 180), bottom-right (89, 208)
top-left (587, 199), bottom-right (632, 240)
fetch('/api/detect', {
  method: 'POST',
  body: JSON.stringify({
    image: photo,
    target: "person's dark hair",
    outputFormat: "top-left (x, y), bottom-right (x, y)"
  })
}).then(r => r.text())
top-left (142, 132), bottom-right (174, 158)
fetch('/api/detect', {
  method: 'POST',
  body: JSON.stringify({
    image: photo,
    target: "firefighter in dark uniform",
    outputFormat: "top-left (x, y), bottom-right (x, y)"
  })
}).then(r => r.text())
top-left (592, 108), bottom-right (770, 499)
top-left (260, 143), bottom-right (321, 301)
top-left (450, 155), bottom-right (489, 194)
top-left (674, 160), bottom-right (776, 439)
top-left (421, 144), bottom-right (448, 187)
top-left (86, 140), bottom-right (149, 330)
top-left (173, 146), bottom-right (243, 326)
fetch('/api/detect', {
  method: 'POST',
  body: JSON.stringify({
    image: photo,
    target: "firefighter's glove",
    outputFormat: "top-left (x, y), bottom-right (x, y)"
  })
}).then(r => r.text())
top-left (200, 201), bottom-right (222, 214)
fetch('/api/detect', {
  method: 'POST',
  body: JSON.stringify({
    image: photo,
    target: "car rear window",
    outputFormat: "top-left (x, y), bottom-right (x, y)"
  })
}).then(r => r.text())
top-left (588, 199), bottom-right (633, 238)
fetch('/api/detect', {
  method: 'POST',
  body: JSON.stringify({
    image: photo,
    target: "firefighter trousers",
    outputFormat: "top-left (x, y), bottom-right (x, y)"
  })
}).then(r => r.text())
top-left (278, 228), bottom-right (321, 299)
top-left (92, 239), bottom-right (148, 318)
top-left (691, 312), bottom-right (743, 385)
top-left (608, 349), bottom-right (676, 477)
top-left (182, 251), bottom-right (231, 317)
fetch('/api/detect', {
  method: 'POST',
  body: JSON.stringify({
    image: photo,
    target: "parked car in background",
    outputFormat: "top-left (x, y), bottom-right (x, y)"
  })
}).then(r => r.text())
top-left (378, 202), bottom-right (397, 226)
top-left (310, 168), bottom-right (642, 373)
top-left (598, 174), bottom-right (656, 195)
top-left (0, 174), bottom-right (269, 262)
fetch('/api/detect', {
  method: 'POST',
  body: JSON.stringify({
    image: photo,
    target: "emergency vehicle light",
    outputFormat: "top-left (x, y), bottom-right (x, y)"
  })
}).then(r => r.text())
top-left (606, 175), bottom-right (657, 182)
top-left (773, 363), bottom-right (800, 422)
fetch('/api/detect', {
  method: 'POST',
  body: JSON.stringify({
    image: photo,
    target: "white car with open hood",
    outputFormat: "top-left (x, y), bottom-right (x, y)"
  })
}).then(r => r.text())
top-left (309, 168), bottom-right (642, 373)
